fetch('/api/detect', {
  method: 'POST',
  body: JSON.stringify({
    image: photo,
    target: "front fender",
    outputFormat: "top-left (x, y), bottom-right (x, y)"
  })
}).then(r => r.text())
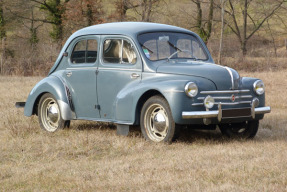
top-left (24, 75), bottom-right (75, 120)
top-left (241, 77), bottom-right (265, 107)
top-left (114, 73), bottom-right (215, 124)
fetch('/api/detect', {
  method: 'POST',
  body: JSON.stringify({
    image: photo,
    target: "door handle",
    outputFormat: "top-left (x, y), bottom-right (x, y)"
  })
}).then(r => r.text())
top-left (66, 71), bottom-right (72, 77)
top-left (131, 73), bottom-right (140, 79)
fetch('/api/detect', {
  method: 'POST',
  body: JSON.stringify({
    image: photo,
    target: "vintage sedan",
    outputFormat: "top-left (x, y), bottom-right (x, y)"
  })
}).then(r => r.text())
top-left (16, 22), bottom-right (271, 143)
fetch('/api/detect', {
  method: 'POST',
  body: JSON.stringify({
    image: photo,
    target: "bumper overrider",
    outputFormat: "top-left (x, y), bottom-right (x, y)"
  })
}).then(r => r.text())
top-left (182, 99), bottom-right (271, 122)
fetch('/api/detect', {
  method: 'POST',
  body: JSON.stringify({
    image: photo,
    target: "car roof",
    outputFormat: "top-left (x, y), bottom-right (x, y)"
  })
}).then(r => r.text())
top-left (71, 22), bottom-right (193, 37)
top-left (49, 22), bottom-right (202, 75)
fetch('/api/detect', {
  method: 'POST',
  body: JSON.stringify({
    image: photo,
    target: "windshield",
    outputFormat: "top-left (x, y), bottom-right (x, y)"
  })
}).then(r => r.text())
top-left (138, 32), bottom-right (208, 61)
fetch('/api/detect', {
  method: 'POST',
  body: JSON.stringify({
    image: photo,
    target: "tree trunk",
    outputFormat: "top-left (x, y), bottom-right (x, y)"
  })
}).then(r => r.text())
top-left (218, 0), bottom-right (225, 64)
top-left (0, 2), bottom-right (6, 40)
top-left (241, 41), bottom-right (247, 56)
top-left (1, 37), bottom-right (5, 75)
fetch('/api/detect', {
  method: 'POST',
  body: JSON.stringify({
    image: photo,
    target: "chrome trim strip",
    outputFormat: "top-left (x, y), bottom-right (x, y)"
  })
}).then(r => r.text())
top-left (98, 67), bottom-right (142, 72)
top-left (66, 67), bottom-right (98, 70)
top-left (225, 67), bottom-right (234, 89)
top-left (66, 67), bottom-right (141, 72)
top-left (192, 101), bottom-right (251, 106)
top-left (197, 95), bottom-right (252, 100)
top-left (200, 90), bottom-right (250, 94)
top-left (182, 106), bottom-right (271, 119)
top-left (215, 101), bottom-right (251, 105)
top-left (191, 103), bottom-right (204, 106)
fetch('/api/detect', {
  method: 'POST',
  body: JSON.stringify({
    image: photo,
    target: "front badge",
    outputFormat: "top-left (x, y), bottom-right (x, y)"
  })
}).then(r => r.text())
top-left (231, 94), bottom-right (236, 102)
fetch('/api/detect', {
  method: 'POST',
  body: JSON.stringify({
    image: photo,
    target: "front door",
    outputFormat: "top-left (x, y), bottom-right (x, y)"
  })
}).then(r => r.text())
top-left (97, 36), bottom-right (142, 122)
top-left (62, 36), bottom-right (100, 119)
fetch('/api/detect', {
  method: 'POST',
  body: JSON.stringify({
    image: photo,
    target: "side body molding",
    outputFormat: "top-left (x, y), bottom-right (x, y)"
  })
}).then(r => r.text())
top-left (24, 75), bottom-right (76, 120)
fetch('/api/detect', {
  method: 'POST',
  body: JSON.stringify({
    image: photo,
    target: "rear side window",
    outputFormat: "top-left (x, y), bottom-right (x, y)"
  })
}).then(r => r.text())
top-left (103, 39), bottom-right (137, 64)
top-left (71, 39), bottom-right (98, 64)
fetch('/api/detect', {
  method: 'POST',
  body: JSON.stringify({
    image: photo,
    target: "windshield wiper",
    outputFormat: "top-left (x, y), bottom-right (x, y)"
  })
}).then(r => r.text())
top-left (167, 41), bottom-right (182, 52)
top-left (167, 49), bottom-right (197, 61)
top-left (140, 43), bottom-right (154, 54)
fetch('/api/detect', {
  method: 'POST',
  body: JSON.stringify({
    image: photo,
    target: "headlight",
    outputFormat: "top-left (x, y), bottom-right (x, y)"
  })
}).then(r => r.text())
top-left (185, 82), bottom-right (198, 97)
top-left (253, 80), bottom-right (265, 95)
top-left (204, 95), bottom-right (215, 109)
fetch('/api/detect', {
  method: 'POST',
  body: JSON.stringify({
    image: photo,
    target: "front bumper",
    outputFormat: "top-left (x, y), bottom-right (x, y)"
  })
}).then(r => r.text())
top-left (182, 102), bottom-right (271, 122)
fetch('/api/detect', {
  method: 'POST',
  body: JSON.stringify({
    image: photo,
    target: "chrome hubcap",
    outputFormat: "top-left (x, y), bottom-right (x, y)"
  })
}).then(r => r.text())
top-left (47, 105), bottom-right (59, 124)
top-left (41, 98), bottom-right (60, 132)
top-left (144, 104), bottom-right (169, 142)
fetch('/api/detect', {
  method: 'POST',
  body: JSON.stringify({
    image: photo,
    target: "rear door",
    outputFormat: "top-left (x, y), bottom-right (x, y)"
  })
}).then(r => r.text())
top-left (97, 35), bottom-right (142, 122)
top-left (62, 36), bottom-right (100, 119)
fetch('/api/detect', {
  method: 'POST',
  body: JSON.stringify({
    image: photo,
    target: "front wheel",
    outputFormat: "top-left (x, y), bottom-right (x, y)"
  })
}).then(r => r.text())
top-left (140, 96), bottom-right (177, 143)
top-left (38, 93), bottom-right (69, 132)
top-left (219, 120), bottom-right (259, 139)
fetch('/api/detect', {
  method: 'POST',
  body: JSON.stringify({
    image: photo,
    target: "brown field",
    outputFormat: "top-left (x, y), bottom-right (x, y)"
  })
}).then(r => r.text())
top-left (0, 70), bottom-right (286, 191)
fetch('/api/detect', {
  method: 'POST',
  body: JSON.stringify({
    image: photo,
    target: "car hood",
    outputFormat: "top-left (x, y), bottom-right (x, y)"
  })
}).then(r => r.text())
top-left (156, 61), bottom-right (240, 90)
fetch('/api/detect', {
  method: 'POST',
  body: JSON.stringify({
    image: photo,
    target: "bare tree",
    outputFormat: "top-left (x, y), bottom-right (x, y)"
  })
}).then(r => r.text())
top-left (110, 0), bottom-right (140, 21)
top-left (191, 0), bottom-right (214, 44)
top-left (7, 2), bottom-right (43, 47)
top-left (224, 0), bottom-right (287, 56)
top-left (64, 0), bottom-right (104, 31)
top-left (218, 0), bottom-right (225, 64)
top-left (31, 0), bottom-right (70, 41)
top-left (130, 0), bottom-right (161, 22)
top-left (140, 0), bottom-right (160, 21)
top-left (0, 0), bottom-right (5, 40)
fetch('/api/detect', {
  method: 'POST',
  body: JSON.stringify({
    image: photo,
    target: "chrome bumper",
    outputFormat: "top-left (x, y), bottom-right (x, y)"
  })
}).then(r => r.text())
top-left (182, 103), bottom-right (271, 122)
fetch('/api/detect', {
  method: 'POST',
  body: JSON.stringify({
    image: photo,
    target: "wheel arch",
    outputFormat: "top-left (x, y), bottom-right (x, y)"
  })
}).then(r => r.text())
top-left (24, 76), bottom-right (76, 120)
top-left (32, 92), bottom-right (48, 115)
top-left (134, 89), bottom-right (165, 125)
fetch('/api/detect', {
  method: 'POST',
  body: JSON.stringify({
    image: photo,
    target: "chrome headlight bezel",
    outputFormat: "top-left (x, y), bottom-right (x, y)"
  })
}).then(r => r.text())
top-left (185, 82), bottom-right (198, 98)
top-left (204, 95), bottom-right (215, 109)
top-left (253, 80), bottom-right (265, 95)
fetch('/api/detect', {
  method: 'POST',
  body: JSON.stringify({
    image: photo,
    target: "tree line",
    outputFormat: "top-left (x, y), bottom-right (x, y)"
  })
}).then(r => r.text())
top-left (0, 0), bottom-right (287, 75)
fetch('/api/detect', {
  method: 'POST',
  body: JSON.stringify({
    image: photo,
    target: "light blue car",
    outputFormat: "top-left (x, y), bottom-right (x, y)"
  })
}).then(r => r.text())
top-left (16, 22), bottom-right (271, 143)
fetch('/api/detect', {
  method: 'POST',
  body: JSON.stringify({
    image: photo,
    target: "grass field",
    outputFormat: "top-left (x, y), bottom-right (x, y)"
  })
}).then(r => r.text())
top-left (0, 70), bottom-right (286, 191)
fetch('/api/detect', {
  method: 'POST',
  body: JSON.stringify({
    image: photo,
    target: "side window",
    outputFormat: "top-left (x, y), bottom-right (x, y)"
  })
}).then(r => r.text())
top-left (103, 39), bottom-right (137, 64)
top-left (103, 39), bottom-right (121, 63)
top-left (71, 39), bottom-right (98, 64)
top-left (87, 39), bottom-right (98, 63)
top-left (71, 40), bottom-right (86, 64)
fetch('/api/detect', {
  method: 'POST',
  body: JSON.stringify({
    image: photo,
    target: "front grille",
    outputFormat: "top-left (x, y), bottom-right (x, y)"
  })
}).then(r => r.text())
top-left (192, 89), bottom-right (253, 107)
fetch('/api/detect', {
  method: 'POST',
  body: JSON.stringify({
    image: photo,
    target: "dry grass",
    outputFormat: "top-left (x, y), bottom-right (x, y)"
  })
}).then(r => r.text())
top-left (0, 71), bottom-right (287, 192)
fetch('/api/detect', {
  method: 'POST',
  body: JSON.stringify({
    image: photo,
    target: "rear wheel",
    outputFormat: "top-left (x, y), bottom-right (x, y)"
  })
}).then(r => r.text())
top-left (38, 93), bottom-right (69, 132)
top-left (219, 120), bottom-right (259, 139)
top-left (140, 96), bottom-right (177, 143)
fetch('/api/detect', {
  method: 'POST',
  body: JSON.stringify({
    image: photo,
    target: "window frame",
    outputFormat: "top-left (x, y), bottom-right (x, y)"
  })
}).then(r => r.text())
top-left (102, 37), bottom-right (137, 65)
top-left (69, 37), bottom-right (99, 66)
top-left (137, 32), bottom-right (210, 62)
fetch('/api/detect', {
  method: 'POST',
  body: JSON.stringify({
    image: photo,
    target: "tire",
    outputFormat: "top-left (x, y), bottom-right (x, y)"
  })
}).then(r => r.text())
top-left (140, 95), bottom-right (176, 143)
top-left (219, 120), bottom-right (259, 139)
top-left (38, 93), bottom-right (69, 132)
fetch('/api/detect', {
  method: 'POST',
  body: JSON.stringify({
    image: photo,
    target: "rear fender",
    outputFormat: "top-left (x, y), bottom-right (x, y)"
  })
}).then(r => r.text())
top-left (24, 75), bottom-right (76, 120)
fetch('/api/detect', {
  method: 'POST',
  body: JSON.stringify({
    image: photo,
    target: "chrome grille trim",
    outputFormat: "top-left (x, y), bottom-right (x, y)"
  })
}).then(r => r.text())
top-left (193, 89), bottom-right (253, 107)
top-left (200, 89), bottom-right (250, 94)
top-left (197, 95), bottom-right (252, 100)
top-left (192, 101), bottom-right (251, 106)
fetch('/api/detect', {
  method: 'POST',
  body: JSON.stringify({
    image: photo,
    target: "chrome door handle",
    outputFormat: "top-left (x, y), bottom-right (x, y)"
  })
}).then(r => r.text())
top-left (66, 71), bottom-right (72, 77)
top-left (131, 73), bottom-right (140, 79)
